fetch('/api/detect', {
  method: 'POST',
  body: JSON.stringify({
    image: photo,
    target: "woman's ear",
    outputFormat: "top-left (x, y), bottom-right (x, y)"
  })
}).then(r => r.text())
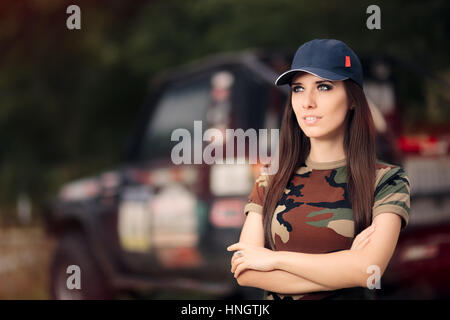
top-left (349, 99), bottom-right (355, 110)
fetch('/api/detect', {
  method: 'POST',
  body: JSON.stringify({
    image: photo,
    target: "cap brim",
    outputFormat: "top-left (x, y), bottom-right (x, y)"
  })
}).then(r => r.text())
top-left (275, 67), bottom-right (349, 86)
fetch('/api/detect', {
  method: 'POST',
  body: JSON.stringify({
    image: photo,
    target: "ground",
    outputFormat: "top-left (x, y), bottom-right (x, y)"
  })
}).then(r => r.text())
top-left (0, 226), bottom-right (56, 299)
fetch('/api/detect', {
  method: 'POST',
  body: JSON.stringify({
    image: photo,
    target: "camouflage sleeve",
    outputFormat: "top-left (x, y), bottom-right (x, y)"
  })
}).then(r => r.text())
top-left (372, 167), bottom-right (411, 229)
top-left (243, 174), bottom-right (269, 216)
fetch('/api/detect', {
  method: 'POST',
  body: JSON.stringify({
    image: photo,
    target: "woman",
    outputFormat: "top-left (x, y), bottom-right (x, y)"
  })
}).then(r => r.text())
top-left (227, 39), bottom-right (411, 300)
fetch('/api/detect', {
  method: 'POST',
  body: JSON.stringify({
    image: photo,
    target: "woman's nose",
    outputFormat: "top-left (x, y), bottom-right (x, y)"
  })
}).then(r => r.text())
top-left (301, 89), bottom-right (316, 109)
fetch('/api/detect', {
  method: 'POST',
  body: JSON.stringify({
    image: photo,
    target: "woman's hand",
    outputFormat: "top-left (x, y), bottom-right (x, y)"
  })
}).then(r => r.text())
top-left (227, 242), bottom-right (277, 278)
top-left (227, 224), bottom-right (375, 279)
top-left (351, 223), bottom-right (376, 251)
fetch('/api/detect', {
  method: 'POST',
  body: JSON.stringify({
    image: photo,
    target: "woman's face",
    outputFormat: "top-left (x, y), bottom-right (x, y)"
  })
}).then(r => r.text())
top-left (291, 72), bottom-right (352, 141)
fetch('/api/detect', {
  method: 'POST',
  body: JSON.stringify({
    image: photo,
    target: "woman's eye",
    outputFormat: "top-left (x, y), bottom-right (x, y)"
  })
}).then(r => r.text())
top-left (318, 84), bottom-right (332, 91)
top-left (292, 86), bottom-right (304, 93)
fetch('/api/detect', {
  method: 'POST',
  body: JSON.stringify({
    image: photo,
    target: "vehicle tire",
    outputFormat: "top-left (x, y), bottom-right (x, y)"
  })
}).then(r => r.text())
top-left (50, 233), bottom-right (115, 300)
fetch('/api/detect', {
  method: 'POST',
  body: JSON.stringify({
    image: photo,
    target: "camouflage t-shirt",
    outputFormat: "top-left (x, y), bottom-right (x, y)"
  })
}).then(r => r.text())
top-left (243, 157), bottom-right (411, 300)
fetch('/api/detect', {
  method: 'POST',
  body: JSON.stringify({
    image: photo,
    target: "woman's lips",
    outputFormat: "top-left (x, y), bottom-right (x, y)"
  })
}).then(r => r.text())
top-left (303, 116), bottom-right (322, 125)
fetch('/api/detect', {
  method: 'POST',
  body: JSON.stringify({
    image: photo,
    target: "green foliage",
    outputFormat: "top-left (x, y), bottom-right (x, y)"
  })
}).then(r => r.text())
top-left (0, 0), bottom-right (448, 218)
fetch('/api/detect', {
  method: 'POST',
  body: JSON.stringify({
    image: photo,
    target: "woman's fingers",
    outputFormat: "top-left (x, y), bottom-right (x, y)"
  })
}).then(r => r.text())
top-left (360, 237), bottom-right (371, 249)
top-left (231, 250), bottom-right (244, 266)
top-left (352, 231), bottom-right (371, 250)
top-left (361, 224), bottom-right (376, 237)
top-left (359, 224), bottom-right (375, 238)
top-left (231, 256), bottom-right (244, 273)
top-left (351, 224), bottom-right (376, 250)
top-left (231, 252), bottom-right (238, 265)
top-left (353, 235), bottom-right (371, 251)
top-left (227, 243), bottom-right (244, 252)
top-left (234, 262), bottom-right (248, 278)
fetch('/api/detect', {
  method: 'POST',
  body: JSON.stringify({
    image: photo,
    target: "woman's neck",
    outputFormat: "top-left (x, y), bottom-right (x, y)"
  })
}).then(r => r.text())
top-left (307, 136), bottom-right (346, 163)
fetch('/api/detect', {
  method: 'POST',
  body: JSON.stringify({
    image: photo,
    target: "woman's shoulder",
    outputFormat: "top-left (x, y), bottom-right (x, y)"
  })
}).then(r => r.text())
top-left (375, 159), bottom-right (402, 169)
top-left (374, 158), bottom-right (409, 188)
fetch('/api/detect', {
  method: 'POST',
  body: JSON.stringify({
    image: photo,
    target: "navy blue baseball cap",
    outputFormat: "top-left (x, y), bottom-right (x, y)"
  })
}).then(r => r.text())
top-left (275, 39), bottom-right (364, 88)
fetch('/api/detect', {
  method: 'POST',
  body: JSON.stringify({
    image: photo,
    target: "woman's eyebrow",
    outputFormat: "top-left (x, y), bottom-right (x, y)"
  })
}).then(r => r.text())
top-left (291, 80), bottom-right (333, 85)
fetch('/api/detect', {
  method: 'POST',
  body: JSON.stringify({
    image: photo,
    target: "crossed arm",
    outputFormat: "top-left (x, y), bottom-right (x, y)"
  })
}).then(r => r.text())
top-left (227, 211), bottom-right (402, 294)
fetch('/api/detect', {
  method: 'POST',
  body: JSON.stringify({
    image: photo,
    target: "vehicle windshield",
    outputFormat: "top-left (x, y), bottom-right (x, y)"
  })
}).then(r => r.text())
top-left (140, 75), bottom-right (211, 160)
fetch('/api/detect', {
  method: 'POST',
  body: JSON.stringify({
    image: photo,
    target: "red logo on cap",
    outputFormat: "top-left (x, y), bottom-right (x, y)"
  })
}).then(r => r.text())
top-left (345, 56), bottom-right (351, 67)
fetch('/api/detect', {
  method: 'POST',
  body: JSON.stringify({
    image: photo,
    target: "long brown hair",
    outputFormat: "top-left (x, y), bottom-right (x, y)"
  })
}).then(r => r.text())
top-left (262, 79), bottom-right (376, 249)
